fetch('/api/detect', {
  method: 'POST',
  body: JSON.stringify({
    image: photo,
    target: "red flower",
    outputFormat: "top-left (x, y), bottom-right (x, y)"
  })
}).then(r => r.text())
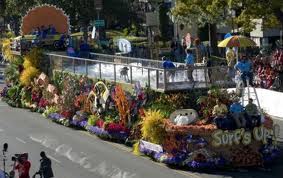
top-left (61, 111), bottom-right (73, 119)
top-left (32, 93), bottom-right (40, 102)
top-left (104, 123), bottom-right (129, 133)
top-left (139, 108), bottom-right (145, 117)
top-left (38, 98), bottom-right (49, 108)
top-left (96, 119), bottom-right (104, 128)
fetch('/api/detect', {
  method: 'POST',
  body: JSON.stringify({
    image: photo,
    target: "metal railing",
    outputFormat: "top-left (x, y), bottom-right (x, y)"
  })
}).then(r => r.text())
top-left (10, 50), bottom-right (234, 91)
top-left (47, 52), bottom-right (235, 91)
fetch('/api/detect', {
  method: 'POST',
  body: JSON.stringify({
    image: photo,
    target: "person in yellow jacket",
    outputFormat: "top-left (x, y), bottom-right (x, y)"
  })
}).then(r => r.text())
top-left (212, 99), bottom-right (228, 128)
top-left (226, 47), bottom-right (236, 80)
top-left (213, 99), bottom-right (228, 118)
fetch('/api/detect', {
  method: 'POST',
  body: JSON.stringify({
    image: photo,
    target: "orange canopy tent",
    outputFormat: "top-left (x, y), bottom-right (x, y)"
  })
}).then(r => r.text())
top-left (21, 5), bottom-right (70, 35)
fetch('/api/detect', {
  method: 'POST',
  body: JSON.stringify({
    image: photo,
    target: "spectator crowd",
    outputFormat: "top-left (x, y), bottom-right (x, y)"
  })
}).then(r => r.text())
top-left (253, 48), bottom-right (283, 90)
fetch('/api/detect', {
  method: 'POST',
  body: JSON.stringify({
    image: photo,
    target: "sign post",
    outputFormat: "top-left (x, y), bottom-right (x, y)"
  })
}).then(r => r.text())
top-left (94, 20), bottom-right (105, 27)
top-left (94, 0), bottom-right (105, 41)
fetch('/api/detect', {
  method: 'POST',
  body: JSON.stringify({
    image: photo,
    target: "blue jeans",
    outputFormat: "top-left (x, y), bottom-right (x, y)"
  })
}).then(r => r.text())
top-left (241, 71), bottom-right (253, 87)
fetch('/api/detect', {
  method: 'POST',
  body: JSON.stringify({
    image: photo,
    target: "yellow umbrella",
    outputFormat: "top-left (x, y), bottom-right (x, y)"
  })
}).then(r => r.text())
top-left (218, 35), bottom-right (256, 48)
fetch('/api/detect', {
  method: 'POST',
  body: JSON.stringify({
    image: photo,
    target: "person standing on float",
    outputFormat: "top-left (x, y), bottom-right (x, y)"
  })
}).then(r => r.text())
top-left (185, 49), bottom-right (195, 82)
top-left (230, 98), bottom-right (246, 128)
top-left (226, 47), bottom-right (236, 80)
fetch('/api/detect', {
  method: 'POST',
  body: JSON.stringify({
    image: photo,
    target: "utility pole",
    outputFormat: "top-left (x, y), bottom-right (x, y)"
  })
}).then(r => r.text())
top-left (93, 0), bottom-right (103, 40)
top-left (281, 23), bottom-right (283, 47)
top-left (231, 9), bottom-right (236, 34)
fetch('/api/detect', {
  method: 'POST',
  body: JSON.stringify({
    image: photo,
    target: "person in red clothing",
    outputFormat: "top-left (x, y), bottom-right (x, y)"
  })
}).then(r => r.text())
top-left (15, 153), bottom-right (31, 178)
top-left (266, 70), bottom-right (276, 88)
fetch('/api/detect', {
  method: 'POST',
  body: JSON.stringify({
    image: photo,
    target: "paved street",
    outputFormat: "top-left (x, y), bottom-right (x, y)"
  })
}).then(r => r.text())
top-left (0, 65), bottom-right (282, 178)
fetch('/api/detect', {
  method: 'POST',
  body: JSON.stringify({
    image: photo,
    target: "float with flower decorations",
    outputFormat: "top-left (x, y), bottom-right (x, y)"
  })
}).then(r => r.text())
top-left (11, 4), bottom-right (70, 53)
top-left (1, 44), bottom-right (281, 170)
top-left (1, 4), bottom-right (282, 171)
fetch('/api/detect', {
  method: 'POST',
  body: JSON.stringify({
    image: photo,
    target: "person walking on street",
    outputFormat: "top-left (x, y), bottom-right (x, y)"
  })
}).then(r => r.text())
top-left (14, 153), bottom-right (31, 178)
top-left (35, 152), bottom-right (54, 178)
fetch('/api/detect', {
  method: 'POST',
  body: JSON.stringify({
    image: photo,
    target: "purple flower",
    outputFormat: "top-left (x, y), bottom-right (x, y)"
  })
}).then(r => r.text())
top-left (79, 120), bottom-right (88, 127)
top-left (48, 113), bottom-right (62, 120)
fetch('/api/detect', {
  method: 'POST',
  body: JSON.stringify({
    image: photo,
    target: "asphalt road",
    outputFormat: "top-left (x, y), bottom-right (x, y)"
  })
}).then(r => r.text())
top-left (0, 65), bottom-right (283, 178)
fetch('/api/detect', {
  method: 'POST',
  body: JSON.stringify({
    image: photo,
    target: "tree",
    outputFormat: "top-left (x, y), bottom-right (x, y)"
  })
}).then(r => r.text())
top-left (102, 0), bottom-right (133, 28)
top-left (173, 0), bottom-right (227, 56)
top-left (3, 0), bottom-right (41, 34)
top-left (0, 0), bottom-right (6, 15)
top-left (173, 0), bottom-right (283, 56)
top-left (228, 0), bottom-right (283, 33)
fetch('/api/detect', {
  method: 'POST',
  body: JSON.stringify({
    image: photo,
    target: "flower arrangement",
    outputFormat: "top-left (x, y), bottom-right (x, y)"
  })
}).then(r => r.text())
top-left (164, 120), bottom-right (217, 136)
top-left (23, 48), bottom-right (43, 68)
top-left (20, 66), bottom-right (40, 86)
top-left (4, 57), bottom-right (23, 85)
top-left (74, 94), bottom-right (90, 113)
top-left (0, 86), bottom-right (9, 98)
top-left (87, 114), bottom-right (100, 127)
top-left (263, 115), bottom-right (274, 129)
top-left (6, 84), bottom-right (23, 107)
top-left (42, 106), bottom-right (59, 118)
top-left (52, 70), bottom-right (65, 93)
top-left (19, 87), bottom-right (32, 108)
top-left (230, 146), bottom-right (262, 167)
top-left (146, 93), bottom-right (186, 118)
top-left (141, 110), bottom-right (166, 145)
top-left (104, 122), bottom-right (128, 133)
top-left (113, 85), bottom-right (130, 127)
top-left (1, 39), bottom-right (16, 62)
top-left (71, 111), bottom-right (88, 126)
top-left (38, 98), bottom-right (49, 109)
top-left (58, 74), bottom-right (80, 116)
top-left (197, 87), bottom-right (235, 120)
top-left (128, 122), bottom-right (142, 141)
top-left (19, 48), bottom-right (43, 87)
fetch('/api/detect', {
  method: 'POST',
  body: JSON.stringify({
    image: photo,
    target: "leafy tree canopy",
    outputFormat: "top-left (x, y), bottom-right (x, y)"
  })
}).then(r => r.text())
top-left (173, 0), bottom-right (283, 33)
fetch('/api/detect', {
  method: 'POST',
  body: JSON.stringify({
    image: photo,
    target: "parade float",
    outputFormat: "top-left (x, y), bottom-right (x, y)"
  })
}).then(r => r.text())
top-left (0, 4), bottom-right (281, 172)
top-left (11, 4), bottom-right (70, 53)
top-left (1, 55), bottom-right (280, 170)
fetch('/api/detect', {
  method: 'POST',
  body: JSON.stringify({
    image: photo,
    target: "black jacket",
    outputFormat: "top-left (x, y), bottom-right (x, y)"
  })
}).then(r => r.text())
top-left (39, 157), bottom-right (54, 178)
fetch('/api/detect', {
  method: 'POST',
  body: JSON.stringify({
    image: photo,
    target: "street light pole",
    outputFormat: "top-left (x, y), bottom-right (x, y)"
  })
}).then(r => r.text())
top-left (94, 0), bottom-right (103, 40)
top-left (231, 9), bottom-right (235, 34)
